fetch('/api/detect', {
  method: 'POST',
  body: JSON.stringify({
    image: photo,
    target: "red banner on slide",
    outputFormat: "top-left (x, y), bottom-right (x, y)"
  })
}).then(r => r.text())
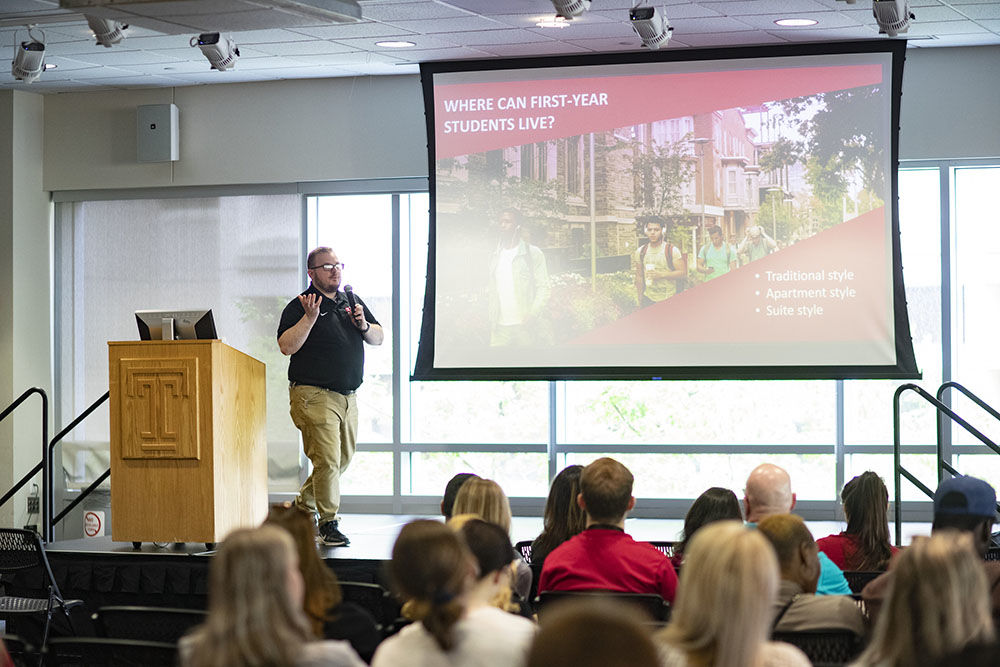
top-left (570, 207), bottom-right (890, 346)
top-left (435, 64), bottom-right (883, 159)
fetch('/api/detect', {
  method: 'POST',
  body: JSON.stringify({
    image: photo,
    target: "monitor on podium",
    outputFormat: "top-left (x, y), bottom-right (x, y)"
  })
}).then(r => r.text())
top-left (135, 309), bottom-right (217, 340)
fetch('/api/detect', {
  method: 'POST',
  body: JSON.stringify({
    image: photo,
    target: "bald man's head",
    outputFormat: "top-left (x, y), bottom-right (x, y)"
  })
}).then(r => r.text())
top-left (744, 463), bottom-right (796, 522)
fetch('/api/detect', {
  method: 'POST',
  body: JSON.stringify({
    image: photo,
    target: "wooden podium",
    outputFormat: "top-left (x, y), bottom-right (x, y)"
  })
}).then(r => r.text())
top-left (108, 340), bottom-right (267, 545)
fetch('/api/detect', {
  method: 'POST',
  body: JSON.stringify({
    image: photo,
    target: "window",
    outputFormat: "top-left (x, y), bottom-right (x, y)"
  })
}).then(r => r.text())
top-left (53, 161), bottom-right (999, 520)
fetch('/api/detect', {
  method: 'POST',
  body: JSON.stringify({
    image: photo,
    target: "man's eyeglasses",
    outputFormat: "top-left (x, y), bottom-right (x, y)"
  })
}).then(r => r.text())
top-left (308, 262), bottom-right (344, 271)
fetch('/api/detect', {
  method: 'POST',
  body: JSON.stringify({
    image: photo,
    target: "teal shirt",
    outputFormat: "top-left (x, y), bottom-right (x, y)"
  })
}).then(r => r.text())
top-left (698, 241), bottom-right (733, 279)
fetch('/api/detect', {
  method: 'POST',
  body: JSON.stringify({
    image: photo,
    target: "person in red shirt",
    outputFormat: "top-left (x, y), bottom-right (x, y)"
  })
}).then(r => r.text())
top-left (537, 457), bottom-right (678, 603)
top-left (817, 471), bottom-right (898, 571)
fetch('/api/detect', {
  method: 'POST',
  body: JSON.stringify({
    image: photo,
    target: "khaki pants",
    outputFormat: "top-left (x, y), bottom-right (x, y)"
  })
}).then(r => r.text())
top-left (289, 384), bottom-right (357, 523)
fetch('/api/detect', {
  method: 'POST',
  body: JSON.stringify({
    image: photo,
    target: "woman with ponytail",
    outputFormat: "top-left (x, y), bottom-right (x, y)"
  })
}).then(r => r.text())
top-left (818, 471), bottom-right (898, 571)
top-left (372, 520), bottom-right (536, 667)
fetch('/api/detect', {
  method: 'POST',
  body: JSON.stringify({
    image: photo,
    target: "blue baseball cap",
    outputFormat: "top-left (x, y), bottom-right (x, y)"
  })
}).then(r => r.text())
top-left (934, 475), bottom-right (997, 518)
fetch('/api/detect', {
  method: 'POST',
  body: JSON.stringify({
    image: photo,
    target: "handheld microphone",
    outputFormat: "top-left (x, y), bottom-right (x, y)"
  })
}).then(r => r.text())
top-left (343, 284), bottom-right (357, 310)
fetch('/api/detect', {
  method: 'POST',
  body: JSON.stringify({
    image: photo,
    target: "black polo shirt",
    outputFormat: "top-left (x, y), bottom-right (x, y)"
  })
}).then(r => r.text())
top-left (277, 284), bottom-right (379, 392)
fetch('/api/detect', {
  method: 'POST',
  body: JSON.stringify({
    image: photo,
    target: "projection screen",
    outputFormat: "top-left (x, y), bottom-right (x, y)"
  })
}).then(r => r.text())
top-left (414, 40), bottom-right (918, 381)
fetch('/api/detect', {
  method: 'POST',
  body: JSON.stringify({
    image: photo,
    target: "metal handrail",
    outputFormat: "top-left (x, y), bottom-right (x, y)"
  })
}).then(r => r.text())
top-left (894, 383), bottom-right (1000, 546)
top-left (0, 389), bottom-right (111, 543)
top-left (0, 388), bottom-right (48, 534)
top-left (47, 391), bottom-right (110, 534)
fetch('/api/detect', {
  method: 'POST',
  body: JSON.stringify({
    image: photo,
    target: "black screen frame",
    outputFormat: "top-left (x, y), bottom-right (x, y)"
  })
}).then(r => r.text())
top-left (413, 39), bottom-right (919, 382)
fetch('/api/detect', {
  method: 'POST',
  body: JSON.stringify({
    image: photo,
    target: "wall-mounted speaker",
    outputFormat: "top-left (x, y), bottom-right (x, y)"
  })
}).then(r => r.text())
top-left (137, 104), bottom-right (179, 163)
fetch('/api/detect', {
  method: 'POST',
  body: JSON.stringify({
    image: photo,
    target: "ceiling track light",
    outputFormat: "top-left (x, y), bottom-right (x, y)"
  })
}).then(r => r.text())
top-left (629, 4), bottom-right (673, 49)
top-left (873, 0), bottom-right (914, 37)
top-left (551, 0), bottom-right (591, 20)
top-left (191, 32), bottom-right (240, 71)
top-left (86, 16), bottom-right (128, 47)
top-left (11, 26), bottom-right (46, 83)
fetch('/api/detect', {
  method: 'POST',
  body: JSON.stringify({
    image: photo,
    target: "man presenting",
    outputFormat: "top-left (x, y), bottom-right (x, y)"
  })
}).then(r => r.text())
top-left (277, 247), bottom-right (383, 547)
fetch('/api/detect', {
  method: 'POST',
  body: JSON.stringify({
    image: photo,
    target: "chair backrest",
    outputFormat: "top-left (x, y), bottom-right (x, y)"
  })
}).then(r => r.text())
top-left (986, 546), bottom-right (1000, 562)
top-left (47, 637), bottom-right (177, 667)
top-left (0, 528), bottom-right (46, 574)
top-left (648, 541), bottom-right (676, 559)
top-left (338, 581), bottom-right (400, 629)
top-left (0, 527), bottom-right (66, 603)
top-left (94, 605), bottom-right (207, 642)
top-left (514, 540), bottom-right (533, 564)
top-left (536, 590), bottom-right (670, 622)
top-left (842, 570), bottom-right (883, 594)
top-left (771, 630), bottom-right (863, 666)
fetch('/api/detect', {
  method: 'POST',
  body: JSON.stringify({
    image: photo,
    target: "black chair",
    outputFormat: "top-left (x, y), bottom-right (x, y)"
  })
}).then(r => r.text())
top-left (338, 581), bottom-right (401, 633)
top-left (648, 540), bottom-right (676, 559)
top-left (46, 637), bottom-right (177, 667)
top-left (93, 605), bottom-right (206, 643)
top-left (535, 590), bottom-right (670, 623)
top-left (985, 546), bottom-right (1000, 562)
top-left (842, 570), bottom-right (883, 594)
top-left (772, 629), bottom-right (864, 666)
top-left (514, 540), bottom-right (533, 564)
top-left (0, 528), bottom-right (83, 653)
top-left (2, 634), bottom-right (37, 666)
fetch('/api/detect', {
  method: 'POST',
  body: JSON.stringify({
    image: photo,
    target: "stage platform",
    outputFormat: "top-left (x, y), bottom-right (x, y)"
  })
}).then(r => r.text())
top-left (13, 515), bottom-right (931, 614)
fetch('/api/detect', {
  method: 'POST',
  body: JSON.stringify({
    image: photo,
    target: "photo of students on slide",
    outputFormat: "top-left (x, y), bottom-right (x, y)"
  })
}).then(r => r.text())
top-left (489, 208), bottom-right (550, 346)
top-left (632, 215), bottom-right (687, 307)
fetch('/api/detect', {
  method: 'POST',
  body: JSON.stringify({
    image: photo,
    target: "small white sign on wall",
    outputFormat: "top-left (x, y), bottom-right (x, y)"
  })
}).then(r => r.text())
top-left (84, 510), bottom-right (105, 538)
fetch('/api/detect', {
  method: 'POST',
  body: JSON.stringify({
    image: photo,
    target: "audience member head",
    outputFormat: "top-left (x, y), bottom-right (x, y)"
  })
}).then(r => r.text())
top-left (743, 463), bottom-right (795, 522)
top-left (579, 457), bottom-right (635, 525)
top-left (528, 599), bottom-right (659, 667)
top-left (658, 521), bottom-right (778, 667)
top-left (856, 531), bottom-right (995, 666)
top-left (452, 477), bottom-right (513, 534)
top-left (677, 487), bottom-right (742, 556)
top-left (185, 525), bottom-right (312, 667)
top-left (756, 514), bottom-right (821, 594)
top-left (840, 471), bottom-right (893, 570)
top-left (533, 465), bottom-right (586, 557)
top-left (264, 502), bottom-right (342, 636)
top-left (441, 473), bottom-right (478, 521)
top-left (932, 475), bottom-right (997, 556)
top-left (456, 518), bottom-right (517, 612)
top-left (389, 519), bottom-right (474, 651)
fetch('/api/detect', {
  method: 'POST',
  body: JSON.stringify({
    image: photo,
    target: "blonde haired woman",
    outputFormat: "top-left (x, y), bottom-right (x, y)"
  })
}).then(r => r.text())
top-left (453, 478), bottom-right (513, 533)
top-left (181, 525), bottom-right (365, 667)
top-left (452, 477), bottom-right (531, 602)
top-left (372, 520), bottom-right (536, 667)
top-left (850, 531), bottom-right (995, 666)
top-left (655, 521), bottom-right (809, 667)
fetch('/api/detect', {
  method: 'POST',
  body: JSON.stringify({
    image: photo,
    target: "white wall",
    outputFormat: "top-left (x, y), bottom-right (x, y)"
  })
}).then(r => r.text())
top-left (899, 46), bottom-right (1000, 161)
top-left (1, 90), bottom-right (50, 528)
top-left (38, 46), bottom-right (1000, 194)
top-left (44, 74), bottom-right (427, 190)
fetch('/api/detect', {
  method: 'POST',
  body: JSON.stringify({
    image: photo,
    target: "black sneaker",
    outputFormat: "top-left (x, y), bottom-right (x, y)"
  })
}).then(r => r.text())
top-left (319, 519), bottom-right (350, 547)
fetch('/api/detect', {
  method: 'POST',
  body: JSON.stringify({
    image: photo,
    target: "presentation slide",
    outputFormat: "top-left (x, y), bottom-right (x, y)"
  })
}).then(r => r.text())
top-left (417, 43), bottom-right (917, 380)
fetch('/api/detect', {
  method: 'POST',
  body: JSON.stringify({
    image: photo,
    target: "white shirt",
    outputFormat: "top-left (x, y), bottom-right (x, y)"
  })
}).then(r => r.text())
top-left (495, 246), bottom-right (521, 325)
top-left (658, 640), bottom-right (811, 667)
top-left (372, 605), bottom-right (536, 667)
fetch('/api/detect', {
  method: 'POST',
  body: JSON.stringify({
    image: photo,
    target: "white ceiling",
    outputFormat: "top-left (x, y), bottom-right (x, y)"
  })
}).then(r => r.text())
top-left (2, 0), bottom-right (999, 93)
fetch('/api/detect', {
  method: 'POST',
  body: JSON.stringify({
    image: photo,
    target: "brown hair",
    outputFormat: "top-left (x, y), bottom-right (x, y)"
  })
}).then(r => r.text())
top-left (580, 458), bottom-right (633, 523)
top-left (756, 514), bottom-right (814, 571)
top-left (841, 471), bottom-right (893, 570)
top-left (389, 520), bottom-right (471, 651)
top-left (184, 525), bottom-right (313, 667)
top-left (306, 246), bottom-right (334, 269)
top-left (264, 503), bottom-right (342, 637)
top-left (528, 599), bottom-right (659, 667)
top-left (532, 465), bottom-right (587, 564)
top-left (452, 478), bottom-right (513, 534)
